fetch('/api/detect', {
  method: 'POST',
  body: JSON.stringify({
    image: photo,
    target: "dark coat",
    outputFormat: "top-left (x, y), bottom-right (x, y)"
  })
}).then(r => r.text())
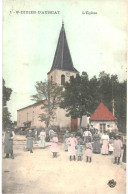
top-left (4, 131), bottom-right (13, 154)
top-left (26, 132), bottom-right (34, 150)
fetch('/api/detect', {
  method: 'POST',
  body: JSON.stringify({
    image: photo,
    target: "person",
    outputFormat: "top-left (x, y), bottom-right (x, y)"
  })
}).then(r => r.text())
top-left (34, 129), bottom-right (38, 143)
top-left (113, 134), bottom-right (123, 165)
top-left (49, 127), bottom-right (54, 141)
top-left (67, 133), bottom-right (77, 161)
top-left (76, 140), bottom-right (84, 161)
top-left (85, 138), bottom-right (92, 162)
top-left (101, 130), bottom-right (109, 155)
top-left (109, 129), bottom-right (116, 139)
top-left (83, 128), bottom-right (92, 143)
top-left (63, 131), bottom-right (69, 151)
top-left (39, 128), bottom-right (46, 148)
top-left (122, 137), bottom-right (126, 163)
top-left (3, 128), bottom-right (15, 159)
top-left (109, 137), bottom-right (114, 155)
top-left (90, 126), bottom-right (95, 136)
top-left (93, 129), bottom-right (101, 154)
top-left (51, 133), bottom-right (58, 158)
top-left (26, 129), bottom-right (34, 153)
top-left (75, 128), bottom-right (83, 139)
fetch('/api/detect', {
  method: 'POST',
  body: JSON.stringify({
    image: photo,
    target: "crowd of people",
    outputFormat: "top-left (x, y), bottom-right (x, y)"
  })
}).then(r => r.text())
top-left (3, 127), bottom-right (126, 166)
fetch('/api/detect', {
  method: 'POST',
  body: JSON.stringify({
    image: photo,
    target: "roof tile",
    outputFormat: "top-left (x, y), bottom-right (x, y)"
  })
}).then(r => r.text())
top-left (90, 102), bottom-right (116, 121)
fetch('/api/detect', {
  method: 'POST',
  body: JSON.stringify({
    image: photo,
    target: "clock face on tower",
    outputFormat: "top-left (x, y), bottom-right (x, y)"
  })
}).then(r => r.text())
top-left (66, 72), bottom-right (70, 77)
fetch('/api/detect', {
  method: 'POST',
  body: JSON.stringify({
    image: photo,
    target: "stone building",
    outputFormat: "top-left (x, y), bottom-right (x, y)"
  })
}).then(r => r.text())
top-left (89, 102), bottom-right (118, 133)
top-left (17, 23), bottom-right (88, 130)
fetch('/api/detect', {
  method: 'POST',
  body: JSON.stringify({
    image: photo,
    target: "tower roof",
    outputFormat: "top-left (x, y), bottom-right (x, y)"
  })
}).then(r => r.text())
top-left (48, 23), bottom-right (78, 74)
top-left (90, 102), bottom-right (116, 121)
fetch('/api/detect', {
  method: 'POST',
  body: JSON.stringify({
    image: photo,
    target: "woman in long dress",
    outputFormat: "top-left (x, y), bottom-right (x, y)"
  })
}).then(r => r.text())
top-left (3, 128), bottom-right (15, 159)
top-left (101, 131), bottom-right (109, 155)
top-left (39, 128), bottom-right (46, 148)
top-left (67, 133), bottom-right (77, 161)
top-left (26, 129), bottom-right (34, 153)
top-left (93, 129), bottom-right (101, 154)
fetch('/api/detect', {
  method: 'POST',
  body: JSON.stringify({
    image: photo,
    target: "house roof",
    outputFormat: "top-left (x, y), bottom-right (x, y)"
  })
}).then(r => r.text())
top-left (17, 100), bottom-right (46, 111)
top-left (90, 102), bottom-right (116, 121)
top-left (48, 22), bottom-right (78, 74)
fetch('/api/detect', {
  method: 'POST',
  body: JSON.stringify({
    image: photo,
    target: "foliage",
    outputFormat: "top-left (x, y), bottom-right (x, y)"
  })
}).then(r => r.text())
top-left (60, 71), bottom-right (126, 132)
top-left (31, 80), bottom-right (63, 127)
top-left (2, 79), bottom-right (13, 130)
top-left (60, 72), bottom-right (92, 125)
top-left (3, 79), bottom-right (12, 106)
top-left (3, 107), bottom-right (12, 129)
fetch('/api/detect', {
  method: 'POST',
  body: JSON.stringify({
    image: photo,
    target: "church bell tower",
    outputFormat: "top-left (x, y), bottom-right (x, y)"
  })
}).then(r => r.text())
top-left (47, 22), bottom-right (78, 85)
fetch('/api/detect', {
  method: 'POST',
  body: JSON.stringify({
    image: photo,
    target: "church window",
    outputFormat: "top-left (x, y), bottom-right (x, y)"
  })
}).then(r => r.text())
top-left (61, 75), bottom-right (65, 85)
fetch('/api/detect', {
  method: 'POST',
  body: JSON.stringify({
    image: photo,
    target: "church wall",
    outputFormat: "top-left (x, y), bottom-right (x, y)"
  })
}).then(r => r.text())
top-left (17, 104), bottom-right (46, 128)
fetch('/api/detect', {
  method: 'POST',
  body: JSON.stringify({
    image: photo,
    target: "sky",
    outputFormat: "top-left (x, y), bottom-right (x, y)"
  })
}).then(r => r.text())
top-left (3, 0), bottom-right (127, 121)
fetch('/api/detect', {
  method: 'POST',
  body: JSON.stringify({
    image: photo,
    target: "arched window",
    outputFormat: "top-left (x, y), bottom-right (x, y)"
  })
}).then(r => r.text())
top-left (51, 76), bottom-right (53, 82)
top-left (61, 75), bottom-right (65, 85)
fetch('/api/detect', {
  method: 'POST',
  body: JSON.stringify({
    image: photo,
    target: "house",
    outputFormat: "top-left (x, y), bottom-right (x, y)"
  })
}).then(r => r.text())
top-left (17, 22), bottom-right (88, 130)
top-left (89, 102), bottom-right (118, 133)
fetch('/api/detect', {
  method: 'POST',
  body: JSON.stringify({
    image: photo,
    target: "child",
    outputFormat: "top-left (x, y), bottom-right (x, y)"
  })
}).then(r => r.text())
top-left (67, 133), bottom-right (77, 161)
top-left (76, 140), bottom-right (84, 161)
top-left (113, 134), bottom-right (123, 165)
top-left (109, 137), bottom-right (114, 155)
top-left (63, 131), bottom-right (69, 152)
top-left (85, 138), bottom-right (92, 163)
top-left (39, 128), bottom-right (46, 149)
top-left (51, 133), bottom-right (58, 158)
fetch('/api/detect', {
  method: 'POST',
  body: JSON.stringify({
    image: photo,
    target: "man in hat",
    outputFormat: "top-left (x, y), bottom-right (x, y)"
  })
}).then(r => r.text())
top-left (113, 134), bottom-right (123, 165)
top-left (3, 128), bottom-right (15, 159)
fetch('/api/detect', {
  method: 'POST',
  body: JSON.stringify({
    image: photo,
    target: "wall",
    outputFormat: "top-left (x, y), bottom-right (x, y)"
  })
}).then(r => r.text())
top-left (48, 69), bottom-right (77, 85)
top-left (17, 104), bottom-right (45, 128)
top-left (90, 120), bottom-right (118, 133)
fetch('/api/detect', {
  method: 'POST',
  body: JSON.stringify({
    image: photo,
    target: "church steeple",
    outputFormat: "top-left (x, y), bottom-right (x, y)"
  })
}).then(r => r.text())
top-left (48, 22), bottom-right (78, 74)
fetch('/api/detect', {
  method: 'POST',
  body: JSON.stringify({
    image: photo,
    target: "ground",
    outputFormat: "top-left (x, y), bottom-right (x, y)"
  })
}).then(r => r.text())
top-left (2, 135), bottom-right (126, 194)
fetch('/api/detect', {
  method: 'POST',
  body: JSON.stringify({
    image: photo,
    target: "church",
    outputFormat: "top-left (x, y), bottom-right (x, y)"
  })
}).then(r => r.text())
top-left (17, 23), bottom-right (88, 130)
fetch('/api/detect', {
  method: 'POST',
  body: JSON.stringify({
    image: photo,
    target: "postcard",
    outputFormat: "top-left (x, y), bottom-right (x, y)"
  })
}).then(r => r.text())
top-left (2, 0), bottom-right (127, 193)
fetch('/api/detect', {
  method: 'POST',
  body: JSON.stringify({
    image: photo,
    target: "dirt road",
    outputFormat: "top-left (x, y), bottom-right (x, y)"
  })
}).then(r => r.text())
top-left (2, 135), bottom-right (126, 194)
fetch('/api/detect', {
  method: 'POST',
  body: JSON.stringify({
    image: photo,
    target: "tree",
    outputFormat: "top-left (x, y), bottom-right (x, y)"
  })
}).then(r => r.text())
top-left (60, 71), bottom-right (126, 132)
top-left (60, 72), bottom-right (92, 126)
top-left (31, 80), bottom-right (63, 128)
top-left (98, 72), bottom-right (126, 132)
top-left (2, 79), bottom-right (12, 130)
top-left (3, 79), bottom-right (12, 106)
top-left (3, 107), bottom-right (12, 129)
